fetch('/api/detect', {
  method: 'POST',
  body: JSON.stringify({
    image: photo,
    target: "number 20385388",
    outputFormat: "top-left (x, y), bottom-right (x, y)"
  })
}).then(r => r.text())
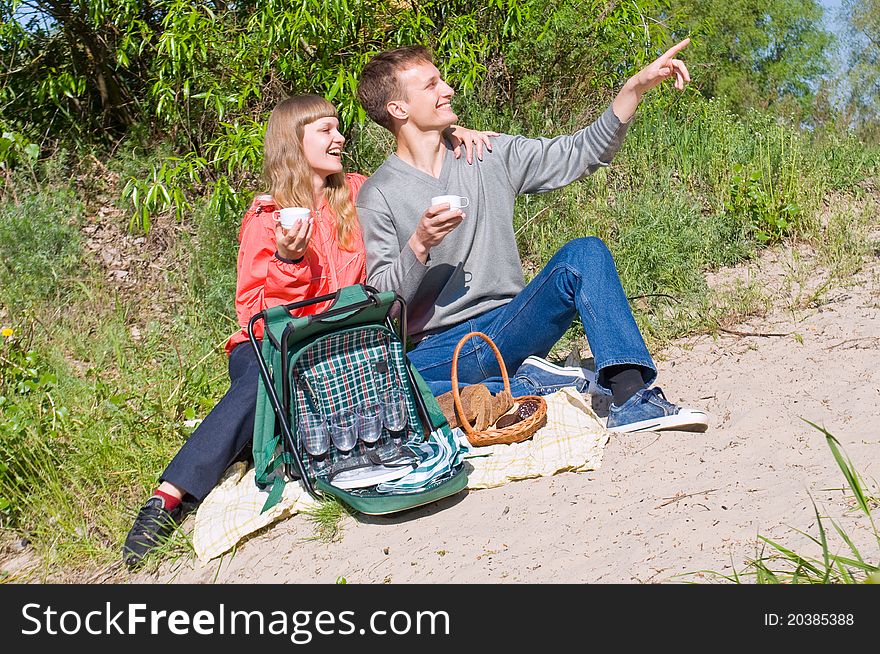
top-left (764, 613), bottom-right (854, 627)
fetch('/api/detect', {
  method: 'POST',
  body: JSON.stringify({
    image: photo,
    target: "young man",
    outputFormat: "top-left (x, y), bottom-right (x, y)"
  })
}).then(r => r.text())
top-left (355, 41), bottom-right (708, 433)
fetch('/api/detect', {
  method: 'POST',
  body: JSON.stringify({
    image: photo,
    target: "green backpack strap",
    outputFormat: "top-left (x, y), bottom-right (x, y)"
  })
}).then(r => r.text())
top-left (262, 476), bottom-right (286, 513)
top-left (409, 364), bottom-right (450, 436)
top-left (253, 305), bottom-right (297, 508)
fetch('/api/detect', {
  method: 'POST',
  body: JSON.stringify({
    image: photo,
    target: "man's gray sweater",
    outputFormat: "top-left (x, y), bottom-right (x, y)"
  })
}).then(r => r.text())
top-left (356, 105), bottom-right (629, 341)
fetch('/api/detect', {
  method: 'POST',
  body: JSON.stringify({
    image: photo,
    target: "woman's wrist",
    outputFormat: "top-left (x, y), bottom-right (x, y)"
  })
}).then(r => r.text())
top-left (275, 249), bottom-right (304, 264)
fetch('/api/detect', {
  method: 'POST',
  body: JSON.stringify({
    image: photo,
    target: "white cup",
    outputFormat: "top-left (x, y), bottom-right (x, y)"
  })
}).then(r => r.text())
top-left (431, 194), bottom-right (469, 210)
top-left (277, 207), bottom-right (311, 229)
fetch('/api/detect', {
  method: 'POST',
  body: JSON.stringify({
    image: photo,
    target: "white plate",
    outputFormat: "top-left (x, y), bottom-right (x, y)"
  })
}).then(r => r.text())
top-left (330, 464), bottom-right (415, 490)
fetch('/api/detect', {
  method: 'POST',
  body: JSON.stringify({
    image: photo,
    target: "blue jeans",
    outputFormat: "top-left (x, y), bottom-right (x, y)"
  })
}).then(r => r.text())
top-left (408, 237), bottom-right (657, 397)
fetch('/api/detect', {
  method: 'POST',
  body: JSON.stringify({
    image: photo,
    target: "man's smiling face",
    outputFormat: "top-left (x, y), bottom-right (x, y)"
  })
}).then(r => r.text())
top-left (394, 61), bottom-right (457, 130)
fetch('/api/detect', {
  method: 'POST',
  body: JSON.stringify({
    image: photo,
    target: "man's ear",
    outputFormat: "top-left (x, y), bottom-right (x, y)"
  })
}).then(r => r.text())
top-left (386, 100), bottom-right (408, 121)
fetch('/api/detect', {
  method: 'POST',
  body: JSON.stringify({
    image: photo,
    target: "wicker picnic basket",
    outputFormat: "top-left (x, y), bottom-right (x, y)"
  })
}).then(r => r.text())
top-left (450, 331), bottom-right (547, 447)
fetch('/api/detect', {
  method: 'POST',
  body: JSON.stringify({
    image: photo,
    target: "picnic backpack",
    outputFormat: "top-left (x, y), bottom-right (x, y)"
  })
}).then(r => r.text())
top-left (248, 284), bottom-right (469, 515)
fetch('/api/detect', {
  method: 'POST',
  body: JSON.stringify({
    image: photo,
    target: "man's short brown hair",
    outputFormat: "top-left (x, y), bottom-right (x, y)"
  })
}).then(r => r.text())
top-left (357, 45), bottom-right (434, 130)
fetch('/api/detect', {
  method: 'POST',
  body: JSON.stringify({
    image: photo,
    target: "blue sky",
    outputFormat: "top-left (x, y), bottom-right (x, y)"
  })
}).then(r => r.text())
top-left (819, 0), bottom-right (851, 93)
top-left (821, 0), bottom-right (844, 34)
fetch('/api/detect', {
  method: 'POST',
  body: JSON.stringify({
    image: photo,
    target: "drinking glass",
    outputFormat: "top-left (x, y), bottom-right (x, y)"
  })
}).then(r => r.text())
top-left (328, 409), bottom-right (358, 452)
top-left (298, 412), bottom-right (329, 456)
top-left (382, 388), bottom-right (408, 432)
top-left (355, 403), bottom-right (383, 444)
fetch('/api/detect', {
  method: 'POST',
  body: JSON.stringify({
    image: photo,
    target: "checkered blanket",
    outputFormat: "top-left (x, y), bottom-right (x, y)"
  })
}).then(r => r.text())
top-left (191, 387), bottom-right (609, 562)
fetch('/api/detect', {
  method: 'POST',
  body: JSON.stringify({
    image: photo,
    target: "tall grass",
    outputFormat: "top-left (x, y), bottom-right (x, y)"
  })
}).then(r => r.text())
top-left (1, 173), bottom-right (231, 569)
top-left (0, 183), bottom-right (84, 308)
top-left (0, 93), bottom-right (878, 572)
top-left (718, 423), bottom-right (879, 584)
top-left (510, 95), bottom-right (879, 346)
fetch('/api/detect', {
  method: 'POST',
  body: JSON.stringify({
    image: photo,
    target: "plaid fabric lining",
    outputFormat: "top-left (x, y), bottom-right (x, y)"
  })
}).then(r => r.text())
top-left (288, 326), bottom-right (421, 479)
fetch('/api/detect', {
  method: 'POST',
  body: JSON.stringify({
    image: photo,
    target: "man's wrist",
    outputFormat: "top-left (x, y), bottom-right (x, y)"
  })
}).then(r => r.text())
top-left (626, 73), bottom-right (648, 97)
top-left (408, 235), bottom-right (430, 263)
top-left (612, 77), bottom-right (643, 124)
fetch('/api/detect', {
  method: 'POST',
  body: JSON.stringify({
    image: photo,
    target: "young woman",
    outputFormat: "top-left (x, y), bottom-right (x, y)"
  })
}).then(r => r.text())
top-left (122, 94), bottom-right (493, 568)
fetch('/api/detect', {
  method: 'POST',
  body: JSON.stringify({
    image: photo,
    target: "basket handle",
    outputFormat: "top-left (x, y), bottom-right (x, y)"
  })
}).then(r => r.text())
top-left (450, 331), bottom-right (511, 438)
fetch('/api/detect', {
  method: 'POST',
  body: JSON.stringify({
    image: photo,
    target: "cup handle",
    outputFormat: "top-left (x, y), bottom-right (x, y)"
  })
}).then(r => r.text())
top-left (459, 197), bottom-right (469, 208)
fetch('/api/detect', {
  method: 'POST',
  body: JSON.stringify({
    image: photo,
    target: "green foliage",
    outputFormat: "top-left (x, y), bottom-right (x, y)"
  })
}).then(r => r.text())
top-left (840, 0), bottom-right (880, 142)
top-left (809, 129), bottom-right (880, 192)
top-left (0, 0), bottom-right (150, 140)
top-left (0, 292), bottom-right (230, 561)
top-left (121, 152), bottom-right (206, 233)
top-left (496, 0), bottom-right (666, 128)
top-left (725, 165), bottom-right (800, 244)
top-left (2, 1), bottom-right (540, 145)
top-left (0, 184), bottom-right (83, 305)
top-left (665, 0), bottom-right (831, 117)
top-left (206, 121), bottom-right (265, 180)
top-left (627, 100), bottom-right (820, 247)
top-left (0, 129), bottom-right (40, 170)
top-left (716, 114), bottom-right (824, 244)
top-left (0, 326), bottom-right (68, 527)
top-left (183, 193), bottom-right (241, 343)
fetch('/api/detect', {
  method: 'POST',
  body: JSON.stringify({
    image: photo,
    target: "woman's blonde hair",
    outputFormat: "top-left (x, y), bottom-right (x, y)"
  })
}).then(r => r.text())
top-left (262, 94), bottom-right (358, 250)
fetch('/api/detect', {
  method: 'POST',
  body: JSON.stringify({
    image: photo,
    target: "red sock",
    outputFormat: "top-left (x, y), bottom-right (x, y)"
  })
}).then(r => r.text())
top-left (153, 489), bottom-right (182, 511)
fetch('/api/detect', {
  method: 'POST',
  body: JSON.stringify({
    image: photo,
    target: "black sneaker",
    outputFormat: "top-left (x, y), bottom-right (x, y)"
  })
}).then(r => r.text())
top-left (122, 496), bottom-right (182, 569)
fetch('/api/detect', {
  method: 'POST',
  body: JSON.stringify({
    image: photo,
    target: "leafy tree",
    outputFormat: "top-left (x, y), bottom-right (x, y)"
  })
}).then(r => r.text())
top-left (840, 0), bottom-right (880, 141)
top-left (487, 0), bottom-right (668, 129)
top-left (0, 0), bottom-right (165, 138)
top-left (0, 1), bottom-right (679, 230)
top-left (664, 0), bottom-right (832, 116)
top-left (0, 1), bottom-right (538, 148)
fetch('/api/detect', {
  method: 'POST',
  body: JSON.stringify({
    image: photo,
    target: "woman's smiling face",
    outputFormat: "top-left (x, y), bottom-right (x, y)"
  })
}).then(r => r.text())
top-left (301, 116), bottom-right (345, 177)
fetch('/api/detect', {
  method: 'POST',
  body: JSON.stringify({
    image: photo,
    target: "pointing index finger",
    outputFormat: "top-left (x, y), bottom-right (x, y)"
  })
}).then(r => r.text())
top-left (661, 37), bottom-right (690, 62)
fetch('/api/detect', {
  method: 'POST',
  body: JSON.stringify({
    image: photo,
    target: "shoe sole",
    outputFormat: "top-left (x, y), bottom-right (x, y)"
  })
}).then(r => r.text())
top-left (607, 410), bottom-right (709, 434)
top-left (522, 356), bottom-right (596, 383)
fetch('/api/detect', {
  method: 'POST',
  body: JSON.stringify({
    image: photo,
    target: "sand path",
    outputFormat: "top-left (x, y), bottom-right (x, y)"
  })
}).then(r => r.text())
top-left (140, 247), bottom-right (880, 584)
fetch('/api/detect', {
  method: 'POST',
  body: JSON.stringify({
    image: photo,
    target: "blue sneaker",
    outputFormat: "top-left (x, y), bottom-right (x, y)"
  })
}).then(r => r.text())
top-left (514, 356), bottom-right (598, 395)
top-left (606, 387), bottom-right (708, 433)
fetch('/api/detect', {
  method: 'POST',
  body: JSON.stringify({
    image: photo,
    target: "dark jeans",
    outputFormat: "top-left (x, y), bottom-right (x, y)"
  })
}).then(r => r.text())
top-left (161, 342), bottom-right (260, 501)
top-left (408, 237), bottom-right (657, 397)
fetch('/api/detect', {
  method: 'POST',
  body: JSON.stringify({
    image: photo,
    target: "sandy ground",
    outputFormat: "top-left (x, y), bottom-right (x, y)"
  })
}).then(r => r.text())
top-left (1, 246), bottom-right (874, 585)
top-left (117, 242), bottom-right (879, 586)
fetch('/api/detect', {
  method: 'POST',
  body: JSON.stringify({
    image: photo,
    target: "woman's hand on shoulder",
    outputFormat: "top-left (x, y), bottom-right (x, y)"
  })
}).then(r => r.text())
top-left (446, 126), bottom-right (499, 164)
top-left (275, 217), bottom-right (313, 261)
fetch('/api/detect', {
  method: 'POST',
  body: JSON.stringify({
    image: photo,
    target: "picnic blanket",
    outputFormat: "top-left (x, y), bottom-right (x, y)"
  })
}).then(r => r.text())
top-left (191, 386), bottom-right (609, 562)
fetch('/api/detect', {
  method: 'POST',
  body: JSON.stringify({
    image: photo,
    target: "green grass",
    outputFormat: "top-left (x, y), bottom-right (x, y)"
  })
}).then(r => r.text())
top-left (0, 176), bottom-right (232, 569)
top-left (0, 182), bottom-right (84, 308)
top-left (1, 94), bottom-right (879, 575)
top-left (302, 496), bottom-right (352, 543)
top-left (708, 424), bottom-right (879, 584)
